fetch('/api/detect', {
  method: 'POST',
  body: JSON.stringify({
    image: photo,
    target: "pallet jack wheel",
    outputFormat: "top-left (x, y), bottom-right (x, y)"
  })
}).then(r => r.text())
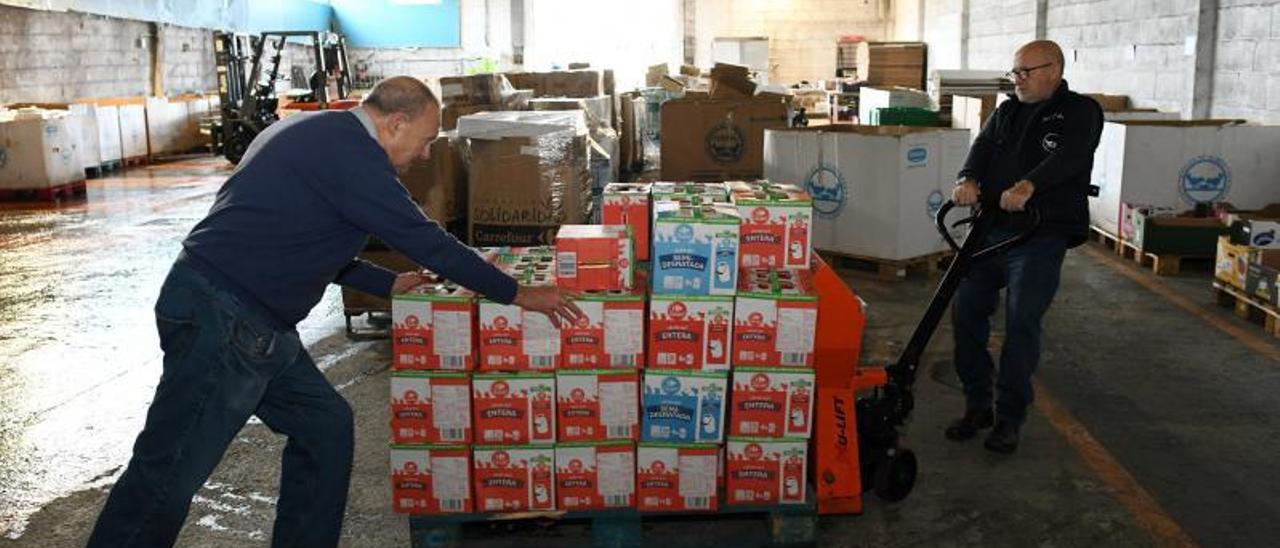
top-left (872, 448), bottom-right (917, 502)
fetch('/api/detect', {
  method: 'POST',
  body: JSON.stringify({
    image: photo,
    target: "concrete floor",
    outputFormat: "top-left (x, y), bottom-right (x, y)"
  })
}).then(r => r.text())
top-left (1, 156), bottom-right (1277, 547)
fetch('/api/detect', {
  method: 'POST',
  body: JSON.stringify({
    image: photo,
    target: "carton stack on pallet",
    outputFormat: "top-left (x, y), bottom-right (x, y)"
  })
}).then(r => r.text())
top-left (1215, 209), bottom-right (1280, 331)
top-left (437, 74), bottom-right (532, 131)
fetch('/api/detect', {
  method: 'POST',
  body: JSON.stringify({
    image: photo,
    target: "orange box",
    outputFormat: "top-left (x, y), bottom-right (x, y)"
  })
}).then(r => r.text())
top-left (561, 285), bottom-right (646, 369)
top-left (473, 445), bottom-right (557, 512)
top-left (647, 294), bottom-right (734, 372)
top-left (602, 183), bottom-right (652, 261)
top-left (728, 181), bottom-right (814, 270)
top-left (636, 443), bottom-right (719, 512)
top-left (733, 269), bottom-right (818, 367)
top-left (390, 445), bottom-right (472, 514)
top-left (472, 373), bottom-right (556, 445)
top-left (556, 370), bottom-right (640, 442)
top-left (555, 224), bottom-right (634, 291)
top-left (725, 438), bottom-right (808, 505)
top-left (391, 282), bottom-right (476, 371)
top-left (555, 441), bottom-right (636, 510)
top-left (390, 371), bottom-right (472, 444)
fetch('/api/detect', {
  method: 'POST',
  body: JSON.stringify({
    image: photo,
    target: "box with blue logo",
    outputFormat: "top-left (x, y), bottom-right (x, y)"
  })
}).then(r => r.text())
top-left (652, 203), bottom-right (741, 295)
top-left (641, 370), bottom-right (728, 443)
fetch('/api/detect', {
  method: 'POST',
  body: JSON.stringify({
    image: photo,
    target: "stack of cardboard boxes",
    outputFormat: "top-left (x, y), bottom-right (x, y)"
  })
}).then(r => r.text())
top-left (1217, 207), bottom-right (1280, 308)
top-left (438, 74), bottom-right (533, 131)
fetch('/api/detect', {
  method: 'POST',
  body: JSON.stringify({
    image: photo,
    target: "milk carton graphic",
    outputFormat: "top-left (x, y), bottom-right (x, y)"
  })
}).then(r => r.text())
top-left (729, 368), bottom-right (815, 439)
top-left (556, 370), bottom-right (640, 442)
top-left (479, 249), bottom-right (560, 371)
top-left (555, 441), bottom-right (636, 510)
top-left (561, 284), bottom-right (647, 369)
top-left (733, 269), bottom-right (819, 367)
top-left (728, 181), bottom-right (814, 270)
top-left (636, 443), bottom-right (720, 511)
top-left (725, 439), bottom-right (808, 505)
top-left (472, 373), bottom-right (556, 445)
top-left (652, 203), bottom-right (741, 296)
top-left (648, 294), bottom-right (734, 372)
top-left (390, 445), bottom-right (472, 514)
top-left (473, 446), bottom-right (556, 512)
top-left (642, 371), bottom-right (728, 443)
top-left (390, 371), bottom-right (472, 444)
top-left (391, 282), bottom-right (477, 371)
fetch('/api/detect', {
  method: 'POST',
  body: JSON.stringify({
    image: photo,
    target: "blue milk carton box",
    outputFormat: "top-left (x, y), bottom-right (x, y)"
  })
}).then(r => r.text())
top-left (652, 203), bottom-right (741, 296)
top-left (641, 370), bottom-right (728, 443)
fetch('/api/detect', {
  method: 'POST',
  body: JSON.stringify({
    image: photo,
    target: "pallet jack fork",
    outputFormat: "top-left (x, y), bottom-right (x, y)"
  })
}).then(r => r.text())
top-left (813, 199), bottom-right (1038, 514)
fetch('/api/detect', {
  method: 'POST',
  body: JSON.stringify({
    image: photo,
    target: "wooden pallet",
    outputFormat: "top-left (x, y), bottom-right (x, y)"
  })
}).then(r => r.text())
top-left (1089, 226), bottom-right (1211, 276)
top-left (408, 490), bottom-right (817, 548)
top-left (122, 155), bottom-right (149, 167)
top-left (818, 249), bottom-right (953, 281)
top-left (0, 180), bottom-right (87, 203)
top-left (1213, 281), bottom-right (1280, 338)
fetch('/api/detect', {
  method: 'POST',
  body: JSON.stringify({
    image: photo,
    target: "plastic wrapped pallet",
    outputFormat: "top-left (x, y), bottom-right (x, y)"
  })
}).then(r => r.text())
top-left (438, 74), bottom-right (512, 107)
top-left (399, 131), bottom-right (466, 224)
top-left (0, 109), bottom-right (83, 189)
top-left (457, 111), bottom-right (592, 246)
top-left (530, 97), bottom-right (613, 131)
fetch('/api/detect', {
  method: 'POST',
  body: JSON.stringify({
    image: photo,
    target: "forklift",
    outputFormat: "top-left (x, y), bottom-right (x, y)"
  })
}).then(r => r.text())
top-left (211, 30), bottom-right (354, 164)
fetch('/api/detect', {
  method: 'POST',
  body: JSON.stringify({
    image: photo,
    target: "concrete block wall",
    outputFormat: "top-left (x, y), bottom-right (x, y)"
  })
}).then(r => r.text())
top-left (1210, 0), bottom-right (1280, 123)
top-left (160, 24), bottom-right (217, 96)
top-left (0, 5), bottom-right (152, 103)
top-left (691, 0), bottom-right (890, 84)
top-left (966, 0), bottom-right (1037, 71)
top-left (923, 0), bottom-right (964, 73)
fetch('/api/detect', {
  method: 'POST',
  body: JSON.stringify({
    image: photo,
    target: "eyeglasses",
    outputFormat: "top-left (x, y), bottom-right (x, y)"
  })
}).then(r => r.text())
top-left (1006, 63), bottom-right (1054, 81)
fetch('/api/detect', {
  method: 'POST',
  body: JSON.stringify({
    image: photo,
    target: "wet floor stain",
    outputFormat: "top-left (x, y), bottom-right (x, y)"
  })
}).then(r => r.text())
top-left (0, 156), bottom-right (347, 538)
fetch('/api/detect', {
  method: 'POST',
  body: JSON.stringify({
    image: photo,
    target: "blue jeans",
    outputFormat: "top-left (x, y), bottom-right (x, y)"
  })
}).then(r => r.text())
top-left (951, 228), bottom-right (1068, 425)
top-left (88, 259), bottom-right (354, 548)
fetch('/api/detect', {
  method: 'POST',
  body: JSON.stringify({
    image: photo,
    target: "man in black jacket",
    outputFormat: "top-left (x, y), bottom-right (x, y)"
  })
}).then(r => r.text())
top-left (946, 40), bottom-right (1103, 454)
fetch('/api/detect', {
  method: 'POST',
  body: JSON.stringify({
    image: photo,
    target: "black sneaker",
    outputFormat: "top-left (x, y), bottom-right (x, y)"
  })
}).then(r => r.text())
top-left (984, 420), bottom-right (1020, 454)
top-left (944, 408), bottom-right (994, 441)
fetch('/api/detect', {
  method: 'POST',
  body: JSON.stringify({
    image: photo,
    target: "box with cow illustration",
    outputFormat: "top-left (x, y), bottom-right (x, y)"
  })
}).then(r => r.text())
top-left (648, 294), bottom-right (734, 372)
top-left (724, 438), bottom-right (808, 505)
top-left (555, 441), bottom-right (637, 510)
top-left (472, 373), bottom-right (556, 445)
top-left (390, 445), bottom-right (472, 514)
top-left (479, 254), bottom-right (560, 372)
top-left (602, 183), bottom-right (653, 261)
top-left (472, 445), bottom-right (557, 512)
top-left (389, 371), bottom-right (472, 445)
top-left (729, 368), bottom-right (815, 439)
top-left (651, 203), bottom-right (741, 296)
top-left (556, 370), bottom-right (640, 442)
top-left (555, 224), bottom-right (635, 291)
top-left (561, 284), bottom-right (646, 369)
top-left (391, 282), bottom-right (477, 371)
top-left (727, 181), bottom-right (814, 270)
top-left (734, 269), bottom-right (818, 367)
top-left (636, 443), bottom-right (720, 512)
top-left (641, 370), bottom-right (728, 443)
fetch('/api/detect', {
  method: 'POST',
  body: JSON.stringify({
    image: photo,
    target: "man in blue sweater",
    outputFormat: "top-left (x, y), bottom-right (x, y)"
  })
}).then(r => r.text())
top-left (87, 76), bottom-right (582, 547)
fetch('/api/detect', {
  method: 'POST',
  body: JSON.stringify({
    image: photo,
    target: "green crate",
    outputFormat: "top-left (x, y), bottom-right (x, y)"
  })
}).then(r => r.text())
top-left (870, 107), bottom-right (938, 126)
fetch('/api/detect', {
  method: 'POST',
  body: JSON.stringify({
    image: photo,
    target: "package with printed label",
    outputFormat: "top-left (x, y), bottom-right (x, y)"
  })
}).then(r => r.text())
top-left (652, 203), bottom-right (741, 296)
top-left (479, 252), bottom-right (561, 372)
top-left (729, 368), bottom-right (814, 438)
top-left (473, 445), bottom-right (557, 512)
top-left (390, 371), bottom-right (472, 444)
top-left (733, 269), bottom-right (818, 367)
top-left (641, 371), bottom-right (727, 443)
top-left (648, 294), bottom-right (734, 372)
top-left (602, 183), bottom-right (653, 261)
top-left (651, 182), bottom-right (731, 204)
top-left (725, 438), bottom-right (808, 505)
top-left (472, 373), bottom-right (556, 445)
top-left (728, 180), bottom-right (814, 270)
top-left (392, 282), bottom-right (476, 371)
top-left (557, 370), bottom-right (640, 442)
top-left (561, 285), bottom-right (647, 369)
top-left (390, 445), bottom-right (472, 514)
top-left (555, 441), bottom-right (637, 510)
top-left (636, 443), bottom-right (720, 512)
top-left (555, 224), bottom-right (634, 291)
top-left (487, 246), bottom-right (557, 280)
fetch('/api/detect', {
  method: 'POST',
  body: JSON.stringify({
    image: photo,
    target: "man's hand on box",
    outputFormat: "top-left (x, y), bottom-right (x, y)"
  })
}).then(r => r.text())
top-left (515, 285), bottom-right (585, 325)
top-left (392, 271), bottom-right (435, 294)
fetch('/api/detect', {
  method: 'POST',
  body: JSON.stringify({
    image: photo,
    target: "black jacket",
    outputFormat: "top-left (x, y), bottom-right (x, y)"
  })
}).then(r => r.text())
top-left (958, 80), bottom-right (1103, 247)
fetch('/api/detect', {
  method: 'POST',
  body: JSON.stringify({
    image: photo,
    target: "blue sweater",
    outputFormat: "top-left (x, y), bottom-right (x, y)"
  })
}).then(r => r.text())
top-left (182, 110), bottom-right (518, 328)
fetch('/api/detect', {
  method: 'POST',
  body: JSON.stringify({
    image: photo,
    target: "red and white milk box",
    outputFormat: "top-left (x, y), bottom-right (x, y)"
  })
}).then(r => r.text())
top-left (636, 443), bottom-right (720, 512)
top-left (557, 370), bottom-right (640, 442)
top-left (555, 441), bottom-right (637, 510)
top-left (472, 373), bottom-right (556, 445)
top-left (555, 224), bottom-right (634, 291)
top-left (648, 294), bottom-right (734, 372)
top-left (728, 181), bottom-right (814, 270)
top-left (390, 444), bottom-right (472, 514)
top-left (392, 282), bottom-right (477, 371)
top-left (561, 285), bottom-right (646, 369)
top-left (479, 256), bottom-right (560, 371)
top-left (725, 438), bottom-right (808, 505)
top-left (729, 368), bottom-right (815, 439)
top-left (473, 445), bottom-right (557, 512)
top-left (602, 183), bottom-right (652, 261)
top-left (390, 371), bottom-right (472, 444)
top-left (733, 269), bottom-right (818, 367)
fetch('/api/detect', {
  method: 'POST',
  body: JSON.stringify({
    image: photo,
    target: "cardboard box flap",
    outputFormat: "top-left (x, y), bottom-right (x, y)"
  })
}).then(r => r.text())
top-left (768, 124), bottom-right (956, 137)
top-left (456, 110), bottom-right (588, 140)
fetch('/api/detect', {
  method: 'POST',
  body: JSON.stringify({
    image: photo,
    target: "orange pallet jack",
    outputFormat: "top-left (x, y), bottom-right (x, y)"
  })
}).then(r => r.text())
top-left (811, 200), bottom-right (1038, 514)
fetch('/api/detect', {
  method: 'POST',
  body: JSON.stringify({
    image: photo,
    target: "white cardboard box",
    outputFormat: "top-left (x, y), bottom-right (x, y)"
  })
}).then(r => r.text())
top-left (1090, 120), bottom-right (1280, 236)
top-left (67, 104), bottom-right (101, 171)
top-left (118, 104), bottom-right (148, 159)
top-left (763, 126), bottom-right (971, 260)
top-left (93, 104), bottom-right (123, 164)
top-left (0, 112), bottom-right (83, 189)
top-left (858, 86), bottom-right (932, 124)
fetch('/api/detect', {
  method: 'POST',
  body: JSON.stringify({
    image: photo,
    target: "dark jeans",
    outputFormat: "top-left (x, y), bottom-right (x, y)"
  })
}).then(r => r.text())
top-left (952, 228), bottom-right (1068, 425)
top-left (87, 259), bottom-right (354, 548)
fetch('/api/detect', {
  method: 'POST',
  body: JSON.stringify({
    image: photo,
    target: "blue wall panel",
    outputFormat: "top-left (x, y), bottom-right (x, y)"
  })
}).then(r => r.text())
top-left (331, 0), bottom-right (460, 48)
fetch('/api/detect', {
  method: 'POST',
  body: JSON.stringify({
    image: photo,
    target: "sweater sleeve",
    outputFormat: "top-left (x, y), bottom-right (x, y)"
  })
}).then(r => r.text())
top-left (307, 137), bottom-right (519, 304)
top-left (333, 258), bottom-right (397, 298)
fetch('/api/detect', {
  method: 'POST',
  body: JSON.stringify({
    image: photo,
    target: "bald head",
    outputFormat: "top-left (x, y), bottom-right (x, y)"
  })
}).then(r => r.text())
top-left (362, 76), bottom-right (438, 119)
top-left (1012, 40), bottom-right (1065, 103)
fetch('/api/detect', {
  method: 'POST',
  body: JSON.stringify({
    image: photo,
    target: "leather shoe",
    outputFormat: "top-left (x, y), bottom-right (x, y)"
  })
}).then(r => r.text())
top-left (983, 420), bottom-right (1020, 454)
top-left (944, 408), bottom-right (994, 441)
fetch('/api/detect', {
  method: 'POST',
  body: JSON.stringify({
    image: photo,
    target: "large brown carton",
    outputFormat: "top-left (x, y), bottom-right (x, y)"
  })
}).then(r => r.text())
top-left (660, 97), bottom-right (789, 182)
top-left (442, 104), bottom-right (492, 131)
top-left (458, 111), bottom-right (592, 246)
top-left (439, 74), bottom-right (510, 107)
top-left (619, 93), bottom-right (645, 173)
top-left (400, 132), bottom-right (466, 224)
top-left (503, 70), bottom-right (604, 98)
